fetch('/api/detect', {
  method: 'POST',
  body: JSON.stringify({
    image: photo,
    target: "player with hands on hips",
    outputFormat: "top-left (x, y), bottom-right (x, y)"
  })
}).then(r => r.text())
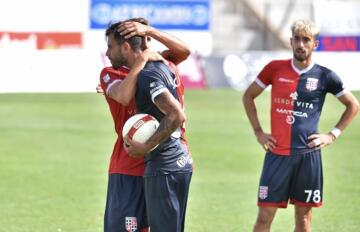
top-left (243, 19), bottom-right (359, 232)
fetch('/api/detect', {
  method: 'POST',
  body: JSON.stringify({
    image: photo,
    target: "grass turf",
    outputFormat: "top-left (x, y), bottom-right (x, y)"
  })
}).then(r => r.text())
top-left (0, 90), bottom-right (359, 231)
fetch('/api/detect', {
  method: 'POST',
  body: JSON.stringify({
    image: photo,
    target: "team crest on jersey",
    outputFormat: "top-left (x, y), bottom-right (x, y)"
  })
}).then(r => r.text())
top-left (305, 78), bottom-right (318, 91)
top-left (259, 186), bottom-right (268, 200)
top-left (103, 74), bottom-right (110, 83)
top-left (125, 217), bottom-right (137, 232)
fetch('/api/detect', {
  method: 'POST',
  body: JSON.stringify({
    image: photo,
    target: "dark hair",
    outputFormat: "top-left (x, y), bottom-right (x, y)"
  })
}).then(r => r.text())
top-left (105, 18), bottom-right (149, 51)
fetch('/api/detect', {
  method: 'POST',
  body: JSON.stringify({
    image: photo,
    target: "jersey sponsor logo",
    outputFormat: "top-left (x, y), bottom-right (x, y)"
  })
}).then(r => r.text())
top-left (305, 78), bottom-right (318, 91)
top-left (177, 155), bottom-right (190, 168)
top-left (276, 108), bottom-right (308, 118)
top-left (274, 97), bottom-right (293, 105)
top-left (259, 186), bottom-right (268, 200)
top-left (103, 74), bottom-right (110, 83)
top-left (290, 91), bottom-right (298, 100)
top-left (274, 96), bottom-right (314, 109)
top-left (295, 101), bottom-right (314, 109)
top-left (125, 217), bottom-right (137, 232)
top-left (278, 77), bottom-right (295, 83)
top-left (171, 128), bottom-right (181, 138)
top-left (276, 108), bottom-right (308, 124)
top-left (286, 115), bottom-right (295, 124)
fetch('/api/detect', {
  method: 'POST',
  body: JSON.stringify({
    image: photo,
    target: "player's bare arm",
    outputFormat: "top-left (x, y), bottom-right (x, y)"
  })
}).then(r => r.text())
top-left (308, 91), bottom-right (359, 148)
top-left (118, 21), bottom-right (191, 65)
top-left (125, 90), bottom-right (186, 157)
top-left (107, 51), bottom-right (164, 105)
top-left (243, 82), bottom-right (277, 150)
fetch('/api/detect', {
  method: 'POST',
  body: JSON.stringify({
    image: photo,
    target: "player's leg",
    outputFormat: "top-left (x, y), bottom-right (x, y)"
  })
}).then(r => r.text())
top-left (289, 150), bottom-right (323, 231)
top-left (253, 206), bottom-right (277, 232)
top-left (294, 206), bottom-right (312, 232)
top-left (254, 152), bottom-right (294, 231)
top-left (177, 172), bottom-right (192, 232)
top-left (144, 172), bottom-right (192, 232)
top-left (104, 174), bottom-right (147, 232)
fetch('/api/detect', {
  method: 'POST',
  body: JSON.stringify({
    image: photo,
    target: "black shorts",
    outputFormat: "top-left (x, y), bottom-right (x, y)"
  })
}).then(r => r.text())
top-left (144, 172), bottom-right (192, 232)
top-left (257, 150), bottom-right (323, 208)
top-left (104, 174), bottom-right (148, 232)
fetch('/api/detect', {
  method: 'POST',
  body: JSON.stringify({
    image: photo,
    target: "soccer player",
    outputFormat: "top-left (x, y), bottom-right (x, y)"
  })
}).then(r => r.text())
top-left (242, 19), bottom-right (359, 232)
top-left (105, 20), bottom-right (193, 232)
top-left (100, 18), bottom-right (191, 232)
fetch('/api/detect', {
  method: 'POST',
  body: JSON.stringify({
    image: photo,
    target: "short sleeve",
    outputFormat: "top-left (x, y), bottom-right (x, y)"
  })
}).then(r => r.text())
top-left (99, 67), bottom-right (127, 96)
top-left (137, 70), bottom-right (168, 103)
top-left (326, 71), bottom-right (345, 97)
top-left (256, 61), bottom-right (275, 88)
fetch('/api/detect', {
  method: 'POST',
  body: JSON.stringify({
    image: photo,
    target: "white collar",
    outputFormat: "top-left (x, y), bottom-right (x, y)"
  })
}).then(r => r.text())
top-left (291, 59), bottom-right (315, 75)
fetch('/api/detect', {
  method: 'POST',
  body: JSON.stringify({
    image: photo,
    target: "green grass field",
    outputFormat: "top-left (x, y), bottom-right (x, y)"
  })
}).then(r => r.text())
top-left (0, 90), bottom-right (359, 232)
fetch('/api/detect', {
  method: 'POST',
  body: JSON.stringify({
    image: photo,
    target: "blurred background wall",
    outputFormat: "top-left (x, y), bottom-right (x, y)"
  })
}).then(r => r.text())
top-left (1, 0), bottom-right (360, 92)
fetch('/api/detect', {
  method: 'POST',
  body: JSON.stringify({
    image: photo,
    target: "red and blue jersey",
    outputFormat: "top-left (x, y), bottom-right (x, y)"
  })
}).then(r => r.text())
top-left (100, 67), bottom-right (144, 176)
top-left (256, 59), bottom-right (345, 155)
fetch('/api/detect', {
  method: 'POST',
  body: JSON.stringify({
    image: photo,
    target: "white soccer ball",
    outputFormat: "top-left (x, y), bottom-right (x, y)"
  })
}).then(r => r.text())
top-left (122, 113), bottom-right (160, 146)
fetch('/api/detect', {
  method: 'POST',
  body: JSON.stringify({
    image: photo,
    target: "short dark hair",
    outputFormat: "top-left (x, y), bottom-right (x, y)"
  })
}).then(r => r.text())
top-left (105, 18), bottom-right (149, 51)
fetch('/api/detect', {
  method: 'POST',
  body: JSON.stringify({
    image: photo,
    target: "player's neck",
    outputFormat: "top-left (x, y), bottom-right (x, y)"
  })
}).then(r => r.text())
top-left (126, 52), bottom-right (142, 69)
top-left (292, 57), bottom-right (313, 70)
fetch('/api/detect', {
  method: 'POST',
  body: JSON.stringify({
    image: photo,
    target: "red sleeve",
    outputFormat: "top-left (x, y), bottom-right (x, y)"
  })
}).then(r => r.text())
top-left (99, 67), bottom-right (128, 96)
top-left (256, 61), bottom-right (276, 88)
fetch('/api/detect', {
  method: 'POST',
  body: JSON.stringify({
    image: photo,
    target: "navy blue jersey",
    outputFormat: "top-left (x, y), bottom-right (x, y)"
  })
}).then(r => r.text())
top-left (135, 61), bottom-right (193, 176)
top-left (256, 59), bottom-right (345, 155)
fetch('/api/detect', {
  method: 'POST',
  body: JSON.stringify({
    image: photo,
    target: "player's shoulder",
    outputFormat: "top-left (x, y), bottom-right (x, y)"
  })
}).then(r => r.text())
top-left (262, 59), bottom-right (291, 72)
top-left (100, 66), bottom-right (129, 78)
top-left (139, 61), bottom-right (170, 79)
top-left (311, 63), bottom-right (342, 83)
top-left (313, 63), bottom-right (334, 75)
top-left (267, 59), bottom-right (291, 67)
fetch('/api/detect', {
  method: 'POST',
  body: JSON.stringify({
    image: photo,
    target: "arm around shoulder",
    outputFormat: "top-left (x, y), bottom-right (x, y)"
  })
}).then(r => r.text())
top-left (107, 56), bottom-right (149, 105)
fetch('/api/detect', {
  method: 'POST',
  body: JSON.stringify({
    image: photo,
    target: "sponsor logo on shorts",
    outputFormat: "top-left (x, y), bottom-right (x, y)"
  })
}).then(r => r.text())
top-left (125, 217), bottom-right (137, 232)
top-left (259, 186), bottom-right (268, 200)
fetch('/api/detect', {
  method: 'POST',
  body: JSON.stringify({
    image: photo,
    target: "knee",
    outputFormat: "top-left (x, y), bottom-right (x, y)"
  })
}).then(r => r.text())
top-left (295, 215), bottom-right (311, 227)
top-left (256, 208), bottom-right (275, 225)
top-left (295, 209), bottom-right (312, 231)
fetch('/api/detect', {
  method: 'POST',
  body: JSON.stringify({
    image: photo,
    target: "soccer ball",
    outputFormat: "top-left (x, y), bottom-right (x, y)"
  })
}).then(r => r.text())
top-left (122, 113), bottom-right (159, 146)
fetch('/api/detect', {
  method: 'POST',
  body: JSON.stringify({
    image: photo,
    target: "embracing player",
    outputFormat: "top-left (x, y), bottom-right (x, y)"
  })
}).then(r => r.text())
top-left (99, 18), bottom-right (191, 232)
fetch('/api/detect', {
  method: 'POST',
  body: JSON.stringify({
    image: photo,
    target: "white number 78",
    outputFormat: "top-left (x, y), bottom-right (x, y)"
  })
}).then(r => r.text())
top-left (304, 190), bottom-right (321, 203)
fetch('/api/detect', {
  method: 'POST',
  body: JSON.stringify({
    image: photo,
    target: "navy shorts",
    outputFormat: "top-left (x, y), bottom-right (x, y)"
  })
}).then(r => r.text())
top-left (257, 150), bottom-right (323, 208)
top-left (144, 172), bottom-right (192, 232)
top-left (104, 174), bottom-right (148, 232)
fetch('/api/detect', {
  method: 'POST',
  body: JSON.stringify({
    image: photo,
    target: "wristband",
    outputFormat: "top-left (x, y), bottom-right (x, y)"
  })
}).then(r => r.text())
top-left (330, 128), bottom-right (341, 139)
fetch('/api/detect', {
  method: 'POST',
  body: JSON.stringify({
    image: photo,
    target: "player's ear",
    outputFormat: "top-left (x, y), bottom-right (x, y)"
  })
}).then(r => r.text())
top-left (121, 41), bottom-right (131, 52)
top-left (143, 36), bottom-right (150, 50)
top-left (313, 39), bottom-right (319, 50)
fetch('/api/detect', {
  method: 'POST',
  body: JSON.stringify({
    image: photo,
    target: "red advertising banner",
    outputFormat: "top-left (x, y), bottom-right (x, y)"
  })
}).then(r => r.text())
top-left (0, 32), bottom-right (82, 49)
